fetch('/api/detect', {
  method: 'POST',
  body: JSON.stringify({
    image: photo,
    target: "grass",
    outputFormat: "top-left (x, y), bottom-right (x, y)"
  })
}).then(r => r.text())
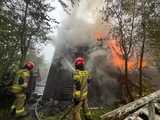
top-left (39, 107), bottom-right (114, 120)
top-left (0, 107), bottom-right (113, 120)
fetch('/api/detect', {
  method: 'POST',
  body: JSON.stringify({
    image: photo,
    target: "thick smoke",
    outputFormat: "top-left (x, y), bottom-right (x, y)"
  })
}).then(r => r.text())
top-left (54, 0), bottom-right (108, 51)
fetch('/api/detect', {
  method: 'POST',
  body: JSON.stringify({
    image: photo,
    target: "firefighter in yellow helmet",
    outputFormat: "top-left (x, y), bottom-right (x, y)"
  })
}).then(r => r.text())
top-left (72, 57), bottom-right (92, 120)
top-left (10, 61), bottom-right (35, 118)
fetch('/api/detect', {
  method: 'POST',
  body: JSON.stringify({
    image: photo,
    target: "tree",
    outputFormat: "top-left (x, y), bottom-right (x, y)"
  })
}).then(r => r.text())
top-left (0, 4), bottom-right (21, 80)
top-left (102, 0), bottom-right (139, 102)
top-left (138, 0), bottom-right (160, 96)
top-left (3, 0), bottom-right (53, 65)
top-left (147, 0), bottom-right (160, 70)
top-left (103, 0), bottom-right (160, 100)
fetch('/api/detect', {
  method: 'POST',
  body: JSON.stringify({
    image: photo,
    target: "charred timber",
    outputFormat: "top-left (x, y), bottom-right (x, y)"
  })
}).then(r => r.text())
top-left (100, 90), bottom-right (160, 120)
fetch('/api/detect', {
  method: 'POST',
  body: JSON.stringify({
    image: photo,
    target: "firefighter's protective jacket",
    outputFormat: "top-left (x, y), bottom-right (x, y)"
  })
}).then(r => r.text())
top-left (10, 69), bottom-right (30, 93)
top-left (73, 70), bottom-right (91, 100)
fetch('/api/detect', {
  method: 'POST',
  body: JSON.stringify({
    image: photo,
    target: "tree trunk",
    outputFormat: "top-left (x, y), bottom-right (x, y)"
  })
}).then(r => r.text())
top-left (124, 56), bottom-right (133, 102)
top-left (139, 37), bottom-right (145, 97)
top-left (20, 0), bottom-right (30, 66)
top-left (139, 0), bottom-right (146, 97)
top-left (118, 70), bottom-right (127, 103)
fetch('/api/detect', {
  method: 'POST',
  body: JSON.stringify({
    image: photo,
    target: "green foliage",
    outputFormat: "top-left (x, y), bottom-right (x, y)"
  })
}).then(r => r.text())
top-left (0, 7), bottom-right (21, 79)
top-left (0, 0), bottom-right (53, 81)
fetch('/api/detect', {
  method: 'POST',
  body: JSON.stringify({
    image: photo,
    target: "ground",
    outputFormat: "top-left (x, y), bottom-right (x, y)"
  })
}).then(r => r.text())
top-left (0, 107), bottom-right (113, 120)
top-left (38, 107), bottom-right (113, 120)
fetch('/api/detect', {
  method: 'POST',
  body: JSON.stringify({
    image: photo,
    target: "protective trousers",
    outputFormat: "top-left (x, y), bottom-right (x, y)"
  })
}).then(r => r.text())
top-left (12, 93), bottom-right (27, 117)
top-left (72, 99), bottom-right (91, 120)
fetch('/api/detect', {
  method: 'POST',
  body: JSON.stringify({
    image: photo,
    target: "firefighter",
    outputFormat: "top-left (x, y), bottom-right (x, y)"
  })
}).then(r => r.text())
top-left (72, 57), bottom-right (92, 120)
top-left (9, 61), bottom-right (35, 118)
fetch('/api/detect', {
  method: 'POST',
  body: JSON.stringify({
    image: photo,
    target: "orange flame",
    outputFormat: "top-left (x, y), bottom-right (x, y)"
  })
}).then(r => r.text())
top-left (108, 39), bottom-right (146, 71)
top-left (93, 31), bottom-right (147, 71)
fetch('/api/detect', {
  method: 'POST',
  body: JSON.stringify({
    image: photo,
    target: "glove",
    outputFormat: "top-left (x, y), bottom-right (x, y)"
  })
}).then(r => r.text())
top-left (73, 90), bottom-right (81, 105)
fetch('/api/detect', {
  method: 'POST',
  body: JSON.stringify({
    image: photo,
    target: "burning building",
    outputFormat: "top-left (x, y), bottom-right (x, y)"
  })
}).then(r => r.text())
top-left (42, 21), bottom-right (120, 106)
